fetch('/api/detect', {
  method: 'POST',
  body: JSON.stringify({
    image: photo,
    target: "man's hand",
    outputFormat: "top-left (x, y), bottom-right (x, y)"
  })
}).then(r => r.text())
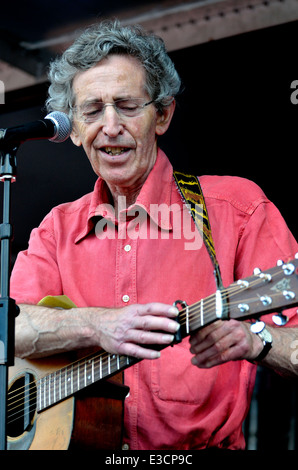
top-left (189, 319), bottom-right (264, 368)
top-left (97, 302), bottom-right (180, 359)
top-left (15, 302), bottom-right (179, 360)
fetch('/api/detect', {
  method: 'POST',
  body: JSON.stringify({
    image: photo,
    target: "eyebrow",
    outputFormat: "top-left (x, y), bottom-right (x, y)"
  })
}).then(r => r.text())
top-left (79, 96), bottom-right (134, 107)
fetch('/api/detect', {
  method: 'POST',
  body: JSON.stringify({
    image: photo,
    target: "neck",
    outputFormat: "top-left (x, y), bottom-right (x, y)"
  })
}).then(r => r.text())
top-left (108, 185), bottom-right (142, 214)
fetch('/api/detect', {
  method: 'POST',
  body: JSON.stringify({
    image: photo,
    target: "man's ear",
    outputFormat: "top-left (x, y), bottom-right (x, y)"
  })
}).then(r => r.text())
top-left (155, 100), bottom-right (176, 136)
top-left (70, 125), bottom-right (82, 147)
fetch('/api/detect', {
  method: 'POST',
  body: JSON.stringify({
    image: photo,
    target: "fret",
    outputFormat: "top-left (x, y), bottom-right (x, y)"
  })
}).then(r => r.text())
top-left (86, 359), bottom-right (91, 385)
top-left (84, 360), bottom-right (87, 387)
top-left (60, 367), bottom-right (64, 400)
top-left (64, 366), bottom-right (68, 398)
top-left (48, 374), bottom-right (51, 407)
top-left (200, 299), bottom-right (204, 326)
top-left (100, 354), bottom-right (102, 379)
top-left (185, 304), bottom-right (189, 335)
top-left (108, 355), bottom-right (111, 375)
top-left (58, 369), bottom-right (61, 402)
top-left (58, 368), bottom-right (64, 402)
top-left (62, 366), bottom-right (67, 400)
top-left (53, 371), bottom-right (56, 404)
top-left (69, 365), bottom-right (73, 395)
top-left (37, 378), bottom-right (42, 412)
top-left (91, 358), bottom-right (94, 383)
top-left (77, 361), bottom-right (81, 391)
top-left (42, 376), bottom-right (46, 409)
top-left (43, 376), bottom-right (47, 409)
top-left (78, 361), bottom-right (84, 390)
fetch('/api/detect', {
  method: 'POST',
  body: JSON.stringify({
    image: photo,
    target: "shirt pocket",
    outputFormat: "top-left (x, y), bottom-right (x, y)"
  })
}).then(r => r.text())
top-left (151, 338), bottom-right (218, 404)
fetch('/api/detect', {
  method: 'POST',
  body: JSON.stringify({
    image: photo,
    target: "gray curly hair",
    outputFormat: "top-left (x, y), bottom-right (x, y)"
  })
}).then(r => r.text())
top-left (46, 20), bottom-right (182, 120)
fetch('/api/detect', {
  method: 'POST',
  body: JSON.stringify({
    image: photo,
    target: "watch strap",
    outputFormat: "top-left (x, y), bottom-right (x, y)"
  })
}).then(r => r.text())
top-left (250, 321), bottom-right (272, 362)
top-left (254, 337), bottom-right (272, 362)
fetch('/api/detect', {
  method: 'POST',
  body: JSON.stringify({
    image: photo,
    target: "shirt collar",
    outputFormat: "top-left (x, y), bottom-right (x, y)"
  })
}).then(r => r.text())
top-left (75, 148), bottom-right (174, 243)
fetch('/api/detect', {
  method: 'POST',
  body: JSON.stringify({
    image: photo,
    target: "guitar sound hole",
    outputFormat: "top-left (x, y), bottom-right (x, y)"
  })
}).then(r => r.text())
top-left (7, 373), bottom-right (37, 438)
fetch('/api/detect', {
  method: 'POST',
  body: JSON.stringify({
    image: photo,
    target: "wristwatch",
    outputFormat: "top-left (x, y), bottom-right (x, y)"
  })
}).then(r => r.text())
top-left (250, 321), bottom-right (273, 362)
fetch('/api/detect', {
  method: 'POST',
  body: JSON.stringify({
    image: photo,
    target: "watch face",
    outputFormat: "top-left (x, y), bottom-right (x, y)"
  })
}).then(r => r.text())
top-left (260, 329), bottom-right (272, 343)
top-left (250, 321), bottom-right (265, 334)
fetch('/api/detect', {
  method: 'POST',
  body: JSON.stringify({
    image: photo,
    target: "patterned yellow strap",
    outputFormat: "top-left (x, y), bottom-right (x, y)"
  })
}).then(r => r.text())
top-left (173, 170), bottom-right (223, 289)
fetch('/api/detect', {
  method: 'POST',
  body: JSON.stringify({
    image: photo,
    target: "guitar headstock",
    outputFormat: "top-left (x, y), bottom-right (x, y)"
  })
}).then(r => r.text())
top-left (228, 256), bottom-right (298, 324)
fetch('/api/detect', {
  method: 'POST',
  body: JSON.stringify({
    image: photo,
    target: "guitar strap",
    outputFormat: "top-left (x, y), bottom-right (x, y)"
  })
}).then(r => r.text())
top-left (173, 170), bottom-right (223, 290)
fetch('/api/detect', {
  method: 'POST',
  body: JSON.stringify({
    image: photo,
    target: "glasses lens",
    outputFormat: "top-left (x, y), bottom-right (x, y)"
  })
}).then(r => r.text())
top-left (75, 99), bottom-right (152, 123)
top-left (115, 99), bottom-right (145, 117)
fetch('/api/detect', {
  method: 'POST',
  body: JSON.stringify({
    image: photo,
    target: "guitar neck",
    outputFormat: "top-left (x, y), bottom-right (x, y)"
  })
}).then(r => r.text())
top-left (37, 256), bottom-right (298, 411)
top-left (36, 296), bottom-right (217, 412)
top-left (36, 352), bottom-right (138, 412)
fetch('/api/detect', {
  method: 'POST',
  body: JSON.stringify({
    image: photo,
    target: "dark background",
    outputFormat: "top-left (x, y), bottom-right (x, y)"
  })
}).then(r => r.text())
top-left (0, 19), bottom-right (298, 450)
top-left (1, 20), bottom-right (298, 259)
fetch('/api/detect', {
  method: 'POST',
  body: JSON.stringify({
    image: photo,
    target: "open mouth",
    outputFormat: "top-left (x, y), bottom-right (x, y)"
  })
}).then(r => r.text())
top-left (101, 146), bottom-right (130, 156)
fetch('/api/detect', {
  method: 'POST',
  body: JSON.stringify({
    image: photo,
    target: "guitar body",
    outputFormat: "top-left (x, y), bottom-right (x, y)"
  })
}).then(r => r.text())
top-left (7, 356), bottom-right (127, 450)
top-left (6, 257), bottom-right (298, 450)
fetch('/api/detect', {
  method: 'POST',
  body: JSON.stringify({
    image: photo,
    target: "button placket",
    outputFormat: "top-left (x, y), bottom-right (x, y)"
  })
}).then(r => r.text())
top-left (116, 219), bottom-right (137, 306)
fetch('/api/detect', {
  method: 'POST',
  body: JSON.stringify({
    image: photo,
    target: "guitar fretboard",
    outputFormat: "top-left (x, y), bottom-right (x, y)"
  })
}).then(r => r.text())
top-left (37, 352), bottom-right (136, 411)
top-left (35, 291), bottom-right (229, 411)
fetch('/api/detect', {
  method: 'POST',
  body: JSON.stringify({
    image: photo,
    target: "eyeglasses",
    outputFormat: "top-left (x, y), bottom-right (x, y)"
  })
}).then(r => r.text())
top-left (73, 98), bottom-right (155, 123)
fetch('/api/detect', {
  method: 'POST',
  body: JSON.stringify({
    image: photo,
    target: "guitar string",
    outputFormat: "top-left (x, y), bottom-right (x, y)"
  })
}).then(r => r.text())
top-left (7, 276), bottom-right (286, 422)
top-left (7, 350), bottom-right (130, 425)
top-left (8, 279), bottom-right (260, 419)
top-left (6, 272), bottom-right (287, 424)
top-left (6, 270), bottom-right (293, 426)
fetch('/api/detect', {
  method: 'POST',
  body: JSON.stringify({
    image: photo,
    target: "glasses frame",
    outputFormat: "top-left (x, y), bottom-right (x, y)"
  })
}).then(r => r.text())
top-left (72, 98), bottom-right (155, 123)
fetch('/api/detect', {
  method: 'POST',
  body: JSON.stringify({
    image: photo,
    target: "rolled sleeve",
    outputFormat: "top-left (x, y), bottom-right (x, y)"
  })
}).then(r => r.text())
top-left (11, 212), bottom-right (63, 305)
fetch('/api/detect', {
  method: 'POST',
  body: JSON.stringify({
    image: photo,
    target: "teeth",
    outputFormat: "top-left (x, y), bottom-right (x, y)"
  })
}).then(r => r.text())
top-left (103, 147), bottom-right (128, 156)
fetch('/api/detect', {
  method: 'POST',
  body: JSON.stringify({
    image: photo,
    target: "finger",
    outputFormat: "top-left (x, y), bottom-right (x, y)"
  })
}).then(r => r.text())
top-left (118, 342), bottom-right (162, 360)
top-left (190, 331), bottom-right (237, 366)
top-left (191, 340), bottom-right (247, 368)
top-left (138, 303), bottom-right (179, 318)
top-left (189, 320), bottom-right (226, 353)
top-left (133, 314), bottom-right (180, 335)
top-left (126, 329), bottom-right (175, 345)
top-left (190, 325), bottom-right (252, 368)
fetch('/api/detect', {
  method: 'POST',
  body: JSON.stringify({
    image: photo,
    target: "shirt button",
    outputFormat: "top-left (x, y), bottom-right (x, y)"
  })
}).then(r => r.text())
top-left (122, 294), bottom-right (130, 303)
top-left (122, 443), bottom-right (129, 450)
top-left (124, 244), bottom-right (131, 252)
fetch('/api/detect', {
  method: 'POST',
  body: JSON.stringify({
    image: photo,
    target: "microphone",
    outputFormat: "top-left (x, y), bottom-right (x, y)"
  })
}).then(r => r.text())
top-left (0, 111), bottom-right (72, 149)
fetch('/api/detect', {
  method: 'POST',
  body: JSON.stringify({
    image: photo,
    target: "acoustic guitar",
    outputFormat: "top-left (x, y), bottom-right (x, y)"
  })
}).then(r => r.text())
top-left (7, 256), bottom-right (298, 450)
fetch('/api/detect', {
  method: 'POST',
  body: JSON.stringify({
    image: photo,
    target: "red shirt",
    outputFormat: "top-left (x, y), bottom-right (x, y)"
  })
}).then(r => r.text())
top-left (11, 149), bottom-right (298, 449)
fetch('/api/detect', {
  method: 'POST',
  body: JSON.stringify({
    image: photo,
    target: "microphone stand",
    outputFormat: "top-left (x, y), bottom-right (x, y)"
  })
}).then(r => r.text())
top-left (0, 146), bottom-right (19, 450)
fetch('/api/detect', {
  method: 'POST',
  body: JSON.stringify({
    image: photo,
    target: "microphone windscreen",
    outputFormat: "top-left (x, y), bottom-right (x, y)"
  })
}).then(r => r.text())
top-left (46, 111), bottom-right (72, 143)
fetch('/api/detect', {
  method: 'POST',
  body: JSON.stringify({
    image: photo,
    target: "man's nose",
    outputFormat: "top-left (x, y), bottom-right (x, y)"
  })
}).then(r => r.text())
top-left (101, 105), bottom-right (124, 137)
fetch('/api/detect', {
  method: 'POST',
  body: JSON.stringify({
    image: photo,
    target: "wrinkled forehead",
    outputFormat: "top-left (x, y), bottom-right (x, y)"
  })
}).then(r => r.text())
top-left (72, 54), bottom-right (148, 106)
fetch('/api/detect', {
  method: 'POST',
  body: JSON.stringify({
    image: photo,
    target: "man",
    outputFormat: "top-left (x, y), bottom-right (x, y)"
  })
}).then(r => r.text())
top-left (11, 21), bottom-right (298, 450)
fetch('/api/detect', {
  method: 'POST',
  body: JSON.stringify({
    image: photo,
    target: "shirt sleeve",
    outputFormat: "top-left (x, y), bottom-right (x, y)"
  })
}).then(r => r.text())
top-left (10, 211), bottom-right (63, 305)
top-left (234, 198), bottom-right (298, 326)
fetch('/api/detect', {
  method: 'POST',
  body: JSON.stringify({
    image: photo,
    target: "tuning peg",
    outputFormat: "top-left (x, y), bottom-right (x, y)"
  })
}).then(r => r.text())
top-left (253, 267), bottom-right (272, 282)
top-left (272, 312), bottom-right (288, 326)
top-left (277, 260), bottom-right (284, 266)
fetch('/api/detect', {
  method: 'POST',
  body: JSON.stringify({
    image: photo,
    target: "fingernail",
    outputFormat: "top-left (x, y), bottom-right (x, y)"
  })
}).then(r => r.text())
top-left (163, 334), bottom-right (175, 342)
top-left (151, 351), bottom-right (161, 359)
top-left (168, 306), bottom-right (179, 316)
top-left (169, 322), bottom-right (180, 333)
